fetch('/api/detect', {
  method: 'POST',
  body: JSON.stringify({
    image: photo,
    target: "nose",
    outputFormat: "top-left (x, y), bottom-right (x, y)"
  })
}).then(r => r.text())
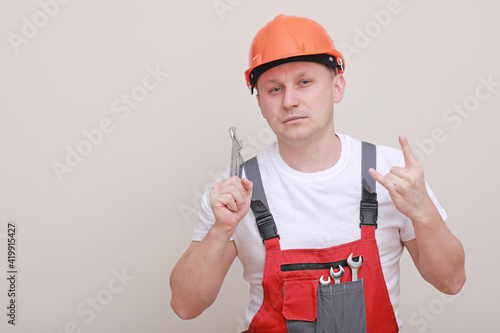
top-left (282, 88), bottom-right (300, 110)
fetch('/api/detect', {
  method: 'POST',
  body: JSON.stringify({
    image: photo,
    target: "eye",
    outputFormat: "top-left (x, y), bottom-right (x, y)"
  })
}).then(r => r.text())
top-left (299, 80), bottom-right (311, 85)
top-left (269, 87), bottom-right (282, 93)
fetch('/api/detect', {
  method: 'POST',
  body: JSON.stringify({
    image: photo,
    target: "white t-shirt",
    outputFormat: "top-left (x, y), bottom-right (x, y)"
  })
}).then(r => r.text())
top-left (192, 133), bottom-right (447, 329)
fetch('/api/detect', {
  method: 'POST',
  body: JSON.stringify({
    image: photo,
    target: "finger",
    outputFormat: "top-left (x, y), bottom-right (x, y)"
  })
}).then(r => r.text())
top-left (399, 134), bottom-right (419, 168)
top-left (389, 166), bottom-right (410, 179)
top-left (368, 168), bottom-right (392, 191)
top-left (225, 176), bottom-right (248, 203)
top-left (213, 177), bottom-right (247, 209)
top-left (384, 172), bottom-right (402, 187)
top-left (230, 176), bottom-right (251, 207)
top-left (226, 184), bottom-right (246, 209)
top-left (219, 193), bottom-right (239, 212)
top-left (241, 178), bottom-right (253, 201)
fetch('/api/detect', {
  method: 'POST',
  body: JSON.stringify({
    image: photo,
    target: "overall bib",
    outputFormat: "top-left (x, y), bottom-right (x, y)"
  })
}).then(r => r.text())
top-left (243, 142), bottom-right (398, 333)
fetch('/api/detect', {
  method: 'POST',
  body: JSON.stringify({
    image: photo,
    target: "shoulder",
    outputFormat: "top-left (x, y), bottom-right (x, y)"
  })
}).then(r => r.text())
top-left (339, 133), bottom-right (404, 170)
top-left (254, 142), bottom-right (277, 163)
top-left (242, 142), bottom-right (277, 176)
top-left (375, 144), bottom-right (405, 169)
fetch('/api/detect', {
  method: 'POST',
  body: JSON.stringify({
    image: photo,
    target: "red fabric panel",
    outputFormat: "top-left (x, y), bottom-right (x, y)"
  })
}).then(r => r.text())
top-left (282, 280), bottom-right (318, 321)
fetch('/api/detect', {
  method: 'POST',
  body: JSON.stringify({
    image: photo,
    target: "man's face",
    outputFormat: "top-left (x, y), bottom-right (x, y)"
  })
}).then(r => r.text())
top-left (256, 61), bottom-right (345, 148)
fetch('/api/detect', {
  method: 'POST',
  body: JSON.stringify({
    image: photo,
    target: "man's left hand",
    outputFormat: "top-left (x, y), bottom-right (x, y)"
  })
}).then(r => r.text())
top-left (369, 134), bottom-right (435, 222)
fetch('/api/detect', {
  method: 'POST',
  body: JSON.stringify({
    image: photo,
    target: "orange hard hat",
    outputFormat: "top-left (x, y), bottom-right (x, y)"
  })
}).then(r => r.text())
top-left (245, 14), bottom-right (345, 93)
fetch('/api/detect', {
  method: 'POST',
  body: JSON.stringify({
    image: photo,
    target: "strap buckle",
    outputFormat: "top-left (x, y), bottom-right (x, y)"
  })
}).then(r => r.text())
top-left (359, 199), bottom-right (378, 228)
top-left (256, 212), bottom-right (280, 243)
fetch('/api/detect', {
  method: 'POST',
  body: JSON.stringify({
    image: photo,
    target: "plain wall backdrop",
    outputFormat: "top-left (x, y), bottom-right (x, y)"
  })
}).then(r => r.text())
top-left (1, 0), bottom-right (498, 332)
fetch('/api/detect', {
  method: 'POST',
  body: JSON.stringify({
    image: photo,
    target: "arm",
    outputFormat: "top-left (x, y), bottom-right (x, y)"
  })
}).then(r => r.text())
top-left (402, 206), bottom-right (465, 294)
top-left (170, 177), bottom-right (253, 319)
top-left (369, 135), bottom-right (466, 295)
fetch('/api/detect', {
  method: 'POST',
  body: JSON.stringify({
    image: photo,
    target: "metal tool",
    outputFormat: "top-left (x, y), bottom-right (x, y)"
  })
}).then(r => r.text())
top-left (347, 253), bottom-right (363, 281)
top-left (330, 265), bottom-right (344, 284)
top-left (319, 275), bottom-right (331, 285)
top-left (229, 127), bottom-right (243, 178)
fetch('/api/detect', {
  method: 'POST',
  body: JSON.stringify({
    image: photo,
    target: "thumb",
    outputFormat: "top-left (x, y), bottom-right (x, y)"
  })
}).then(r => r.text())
top-left (241, 178), bottom-right (253, 201)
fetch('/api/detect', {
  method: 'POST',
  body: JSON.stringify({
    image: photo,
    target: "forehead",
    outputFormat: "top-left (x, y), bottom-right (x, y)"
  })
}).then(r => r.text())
top-left (257, 61), bottom-right (330, 85)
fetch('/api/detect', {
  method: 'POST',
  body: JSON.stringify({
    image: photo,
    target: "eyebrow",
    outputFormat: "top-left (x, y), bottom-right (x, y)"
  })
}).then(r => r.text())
top-left (261, 71), bottom-right (312, 85)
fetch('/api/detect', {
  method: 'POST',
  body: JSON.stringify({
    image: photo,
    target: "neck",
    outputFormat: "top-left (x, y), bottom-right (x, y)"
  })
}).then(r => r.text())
top-left (278, 132), bottom-right (341, 173)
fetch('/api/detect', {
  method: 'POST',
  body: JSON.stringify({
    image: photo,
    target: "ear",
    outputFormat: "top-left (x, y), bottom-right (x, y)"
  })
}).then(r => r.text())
top-left (333, 74), bottom-right (346, 103)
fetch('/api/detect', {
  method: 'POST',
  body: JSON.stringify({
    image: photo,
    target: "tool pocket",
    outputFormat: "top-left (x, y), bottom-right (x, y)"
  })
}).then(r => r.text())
top-left (283, 279), bottom-right (318, 333)
top-left (283, 278), bottom-right (367, 333)
top-left (317, 279), bottom-right (367, 333)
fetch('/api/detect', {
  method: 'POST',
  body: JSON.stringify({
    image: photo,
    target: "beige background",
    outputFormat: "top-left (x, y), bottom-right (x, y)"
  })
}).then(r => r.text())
top-left (1, 0), bottom-right (498, 332)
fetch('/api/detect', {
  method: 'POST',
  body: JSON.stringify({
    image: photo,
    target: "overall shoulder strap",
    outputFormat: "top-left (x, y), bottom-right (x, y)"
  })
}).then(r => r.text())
top-left (360, 142), bottom-right (378, 229)
top-left (244, 157), bottom-right (280, 244)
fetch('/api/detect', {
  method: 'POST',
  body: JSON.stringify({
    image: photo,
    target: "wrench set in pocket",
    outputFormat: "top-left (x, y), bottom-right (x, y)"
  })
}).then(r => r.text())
top-left (319, 253), bottom-right (363, 285)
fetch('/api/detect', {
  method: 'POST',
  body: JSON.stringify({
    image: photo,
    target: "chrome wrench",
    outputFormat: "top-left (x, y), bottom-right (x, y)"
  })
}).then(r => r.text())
top-left (319, 275), bottom-right (331, 285)
top-left (229, 127), bottom-right (243, 178)
top-left (347, 253), bottom-right (363, 281)
top-left (330, 265), bottom-right (345, 284)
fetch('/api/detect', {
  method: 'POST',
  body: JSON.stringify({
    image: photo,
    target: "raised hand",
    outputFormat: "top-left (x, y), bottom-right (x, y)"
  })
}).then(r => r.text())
top-left (368, 134), bottom-right (435, 222)
top-left (210, 176), bottom-right (253, 240)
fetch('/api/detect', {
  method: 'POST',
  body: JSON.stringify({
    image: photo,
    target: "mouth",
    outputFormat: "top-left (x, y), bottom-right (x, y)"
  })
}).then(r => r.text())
top-left (283, 116), bottom-right (306, 124)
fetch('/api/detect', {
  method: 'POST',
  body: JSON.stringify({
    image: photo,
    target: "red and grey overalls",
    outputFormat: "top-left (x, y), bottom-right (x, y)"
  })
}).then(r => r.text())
top-left (243, 142), bottom-right (399, 333)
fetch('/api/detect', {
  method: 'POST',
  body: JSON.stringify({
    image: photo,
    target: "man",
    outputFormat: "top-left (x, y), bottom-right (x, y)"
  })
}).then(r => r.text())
top-left (170, 14), bottom-right (465, 332)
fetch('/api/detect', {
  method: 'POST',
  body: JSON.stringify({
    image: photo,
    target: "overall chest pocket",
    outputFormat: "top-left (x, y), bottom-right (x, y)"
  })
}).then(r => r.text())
top-left (281, 260), bottom-right (367, 333)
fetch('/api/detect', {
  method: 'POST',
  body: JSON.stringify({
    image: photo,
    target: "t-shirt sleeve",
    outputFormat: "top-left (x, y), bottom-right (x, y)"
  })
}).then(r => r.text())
top-left (191, 187), bottom-right (216, 241)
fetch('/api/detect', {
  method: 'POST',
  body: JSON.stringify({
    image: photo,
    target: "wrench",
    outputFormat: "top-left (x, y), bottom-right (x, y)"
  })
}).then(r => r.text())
top-left (319, 275), bottom-right (331, 285)
top-left (330, 265), bottom-right (344, 284)
top-left (229, 127), bottom-right (243, 178)
top-left (347, 253), bottom-right (363, 281)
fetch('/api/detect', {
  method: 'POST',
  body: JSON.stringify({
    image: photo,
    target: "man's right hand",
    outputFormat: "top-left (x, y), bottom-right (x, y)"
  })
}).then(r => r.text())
top-left (209, 176), bottom-right (253, 240)
top-left (170, 176), bottom-right (252, 319)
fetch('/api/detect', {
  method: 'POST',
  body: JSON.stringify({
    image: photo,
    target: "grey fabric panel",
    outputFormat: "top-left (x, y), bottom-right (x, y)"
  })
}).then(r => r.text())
top-left (316, 280), bottom-right (367, 333)
top-left (243, 156), bottom-right (269, 209)
top-left (361, 142), bottom-right (377, 201)
top-left (286, 319), bottom-right (317, 333)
